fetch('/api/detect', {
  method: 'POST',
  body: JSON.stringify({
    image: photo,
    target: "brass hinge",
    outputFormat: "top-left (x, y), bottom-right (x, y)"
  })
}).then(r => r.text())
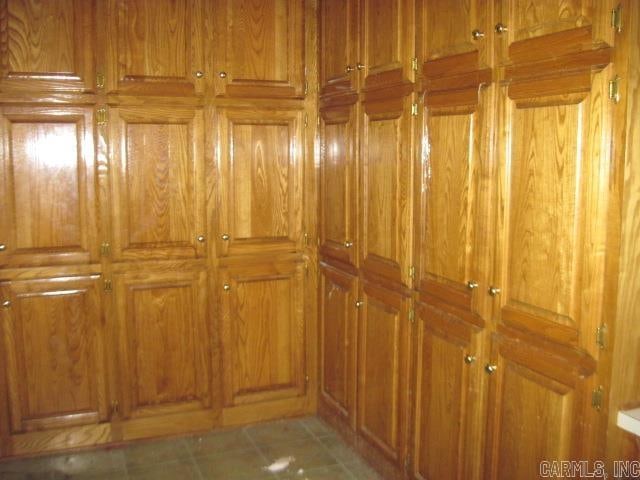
top-left (304, 114), bottom-right (308, 127)
top-left (303, 232), bottom-right (309, 246)
top-left (411, 103), bottom-right (418, 116)
top-left (611, 4), bottom-right (623, 33)
top-left (592, 385), bottom-right (604, 411)
top-left (596, 324), bottom-right (608, 350)
top-left (96, 72), bottom-right (105, 89)
top-left (305, 375), bottom-right (310, 384)
top-left (304, 80), bottom-right (309, 96)
top-left (409, 265), bottom-right (416, 279)
top-left (104, 279), bottom-right (112, 292)
top-left (411, 57), bottom-right (418, 72)
top-left (304, 263), bottom-right (309, 276)
top-left (408, 309), bottom-right (415, 323)
top-left (111, 400), bottom-right (119, 416)
top-left (609, 76), bottom-right (621, 104)
top-left (96, 107), bottom-right (107, 126)
top-left (100, 242), bottom-right (111, 257)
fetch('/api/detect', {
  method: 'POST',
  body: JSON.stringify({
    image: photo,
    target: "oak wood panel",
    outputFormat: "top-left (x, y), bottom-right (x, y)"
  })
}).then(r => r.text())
top-left (319, 0), bottom-right (359, 96)
top-left (105, 0), bottom-right (205, 95)
top-left (0, 105), bottom-right (97, 267)
top-left (319, 99), bottom-right (358, 266)
top-left (360, 0), bottom-right (414, 91)
top-left (213, 0), bottom-right (305, 98)
top-left (109, 105), bottom-right (206, 261)
top-left (114, 268), bottom-right (211, 420)
top-left (215, 106), bottom-right (303, 256)
top-left (357, 280), bottom-right (411, 466)
top-left (319, 262), bottom-right (357, 428)
top-left (0, 0), bottom-right (95, 92)
top-left (360, 94), bottom-right (414, 288)
top-left (411, 301), bottom-right (486, 480)
top-left (0, 276), bottom-right (107, 434)
top-left (219, 261), bottom-right (305, 407)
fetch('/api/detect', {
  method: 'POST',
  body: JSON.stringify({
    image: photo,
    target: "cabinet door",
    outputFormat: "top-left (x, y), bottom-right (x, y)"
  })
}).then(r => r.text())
top-left (360, 95), bottom-right (413, 287)
top-left (105, 0), bottom-right (205, 95)
top-left (357, 281), bottom-right (411, 466)
top-left (216, 107), bottom-right (303, 257)
top-left (319, 262), bottom-right (357, 427)
top-left (219, 261), bottom-right (305, 407)
top-left (213, 0), bottom-right (304, 98)
top-left (360, 0), bottom-right (414, 91)
top-left (114, 268), bottom-right (211, 419)
top-left (0, 106), bottom-right (97, 267)
top-left (483, 332), bottom-right (597, 480)
top-left (0, 0), bottom-right (95, 93)
top-left (0, 276), bottom-right (107, 433)
top-left (319, 100), bottom-right (358, 266)
top-left (319, 0), bottom-right (359, 96)
top-left (109, 106), bottom-right (206, 261)
top-left (411, 302), bottom-right (485, 480)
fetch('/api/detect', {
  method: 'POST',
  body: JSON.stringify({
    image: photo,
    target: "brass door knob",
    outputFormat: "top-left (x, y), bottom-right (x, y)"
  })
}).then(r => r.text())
top-left (356, 62), bottom-right (365, 70)
top-left (0, 244), bottom-right (5, 251)
top-left (467, 280), bottom-right (479, 290)
top-left (221, 233), bottom-right (230, 241)
top-left (223, 284), bottom-right (231, 292)
top-left (485, 364), bottom-right (497, 374)
top-left (1, 300), bottom-right (11, 308)
top-left (195, 70), bottom-right (204, 78)
top-left (464, 354), bottom-right (476, 364)
top-left (488, 286), bottom-right (501, 297)
top-left (495, 22), bottom-right (508, 34)
top-left (355, 300), bottom-right (364, 308)
top-left (219, 71), bottom-right (227, 78)
top-left (344, 241), bottom-right (353, 248)
top-left (345, 65), bottom-right (355, 73)
top-left (471, 29), bottom-right (485, 40)
top-left (196, 235), bottom-right (205, 243)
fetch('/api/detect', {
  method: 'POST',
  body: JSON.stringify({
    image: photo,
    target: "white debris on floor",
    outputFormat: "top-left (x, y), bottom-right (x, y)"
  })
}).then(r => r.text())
top-left (263, 455), bottom-right (296, 473)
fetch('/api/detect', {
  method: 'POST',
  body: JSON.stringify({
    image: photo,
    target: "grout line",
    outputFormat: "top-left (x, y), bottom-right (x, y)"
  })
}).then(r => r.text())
top-left (241, 425), bottom-right (279, 478)
top-left (181, 436), bottom-right (205, 480)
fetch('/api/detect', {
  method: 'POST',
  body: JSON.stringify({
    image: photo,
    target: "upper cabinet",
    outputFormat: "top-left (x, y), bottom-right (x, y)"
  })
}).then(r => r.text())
top-left (213, 0), bottom-right (305, 98)
top-left (105, 0), bottom-right (205, 95)
top-left (0, 0), bottom-right (95, 93)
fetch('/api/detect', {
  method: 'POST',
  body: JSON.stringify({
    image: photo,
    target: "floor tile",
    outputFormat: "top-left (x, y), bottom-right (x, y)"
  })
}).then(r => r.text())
top-left (193, 448), bottom-right (274, 479)
top-left (123, 438), bottom-right (190, 470)
top-left (184, 428), bottom-right (255, 457)
top-left (257, 439), bottom-right (338, 472)
top-left (127, 458), bottom-right (199, 480)
top-left (244, 419), bottom-right (314, 447)
top-left (298, 417), bottom-right (333, 439)
top-left (316, 434), bottom-right (360, 464)
top-left (343, 458), bottom-right (383, 480)
top-left (278, 463), bottom-right (354, 480)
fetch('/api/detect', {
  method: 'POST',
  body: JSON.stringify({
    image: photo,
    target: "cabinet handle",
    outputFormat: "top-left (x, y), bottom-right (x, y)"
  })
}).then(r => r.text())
top-left (223, 284), bottom-right (231, 292)
top-left (495, 22), bottom-right (508, 34)
top-left (485, 364), bottom-right (498, 374)
top-left (0, 244), bottom-right (5, 251)
top-left (221, 233), bottom-right (230, 241)
top-left (488, 286), bottom-right (501, 297)
top-left (345, 65), bottom-right (355, 73)
top-left (466, 280), bottom-right (479, 290)
top-left (355, 300), bottom-right (364, 308)
top-left (196, 235), bottom-right (205, 243)
top-left (344, 240), bottom-right (353, 248)
top-left (218, 71), bottom-right (227, 78)
top-left (194, 70), bottom-right (204, 78)
top-left (471, 29), bottom-right (485, 40)
top-left (1, 300), bottom-right (11, 308)
top-left (356, 62), bottom-right (365, 70)
top-left (464, 354), bottom-right (476, 364)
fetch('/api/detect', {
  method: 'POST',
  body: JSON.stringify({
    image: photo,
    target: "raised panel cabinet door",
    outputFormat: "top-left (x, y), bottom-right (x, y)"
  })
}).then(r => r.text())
top-left (114, 268), bottom-right (211, 419)
top-left (216, 107), bottom-right (303, 256)
top-left (109, 105), bottom-right (206, 261)
top-left (360, 94), bottom-right (413, 287)
top-left (0, 106), bottom-right (98, 267)
top-left (483, 332), bottom-right (598, 480)
top-left (319, 99), bottom-right (358, 266)
top-left (357, 281), bottom-right (411, 467)
top-left (0, 0), bottom-right (95, 92)
top-left (319, 0), bottom-right (359, 96)
top-left (411, 302), bottom-right (485, 480)
top-left (319, 262), bottom-right (357, 427)
top-left (219, 261), bottom-right (305, 407)
top-left (105, 0), bottom-right (205, 95)
top-left (360, 0), bottom-right (415, 91)
top-left (213, 0), bottom-right (304, 98)
top-left (0, 276), bottom-right (108, 434)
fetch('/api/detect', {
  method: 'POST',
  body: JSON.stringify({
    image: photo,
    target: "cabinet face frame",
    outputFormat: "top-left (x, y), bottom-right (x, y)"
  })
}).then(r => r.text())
top-left (0, 105), bottom-right (98, 268)
top-left (0, 0), bottom-right (96, 93)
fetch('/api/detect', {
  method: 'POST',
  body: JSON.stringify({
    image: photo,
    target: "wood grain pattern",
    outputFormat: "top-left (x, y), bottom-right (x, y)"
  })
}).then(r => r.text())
top-left (0, 106), bottom-right (97, 267)
top-left (0, 0), bottom-right (95, 92)
top-left (109, 105), bottom-right (206, 260)
top-left (216, 106), bottom-right (303, 256)
top-left (114, 268), bottom-right (211, 419)
top-left (214, 0), bottom-right (304, 97)
top-left (219, 261), bottom-right (305, 407)
top-left (0, 276), bottom-right (107, 434)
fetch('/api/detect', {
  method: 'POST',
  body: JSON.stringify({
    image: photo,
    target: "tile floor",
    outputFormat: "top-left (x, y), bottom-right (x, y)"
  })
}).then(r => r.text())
top-left (0, 416), bottom-right (383, 480)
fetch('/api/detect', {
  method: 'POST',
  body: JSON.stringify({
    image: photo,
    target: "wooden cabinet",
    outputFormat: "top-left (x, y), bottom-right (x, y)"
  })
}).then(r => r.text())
top-left (215, 106), bottom-right (304, 257)
top-left (319, 98), bottom-right (358, 266)
top-left (357, 280), bottom-right (411, 467)
top-left (319, 0), bottom-right (359, 96)
top-left (0, 276), bottom-right (108, 434)
top-left (105, 0), bottom-right (205, 95)
top-left (108, 105), bottom-right (206, 261)
top-left (360, 94), bottom-right (414, 287)
top-left (319, 262), bottom-right (357, 427)
top-left (113, 268), bottom-right (211, 420)
top-left (0, 0), bottom-right (95, 93)
top-left (219, 261), bottom-right (305, 408)
top-left (213, 0), bottom-right (305, 98)
top-left (0, 105), bottom-right (98, 267)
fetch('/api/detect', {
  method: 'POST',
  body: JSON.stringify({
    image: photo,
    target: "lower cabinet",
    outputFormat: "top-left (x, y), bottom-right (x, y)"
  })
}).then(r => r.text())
top-left (219, 260), bottom-right (307, 421)
top-left (0, 275), bottom-right (109, 454)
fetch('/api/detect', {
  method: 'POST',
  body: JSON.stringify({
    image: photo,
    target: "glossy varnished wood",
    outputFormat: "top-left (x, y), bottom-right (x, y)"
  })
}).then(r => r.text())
top-left (0, 105), bottom-right (98, 267)
top-left (0, 0), bottom-right (95, 93)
